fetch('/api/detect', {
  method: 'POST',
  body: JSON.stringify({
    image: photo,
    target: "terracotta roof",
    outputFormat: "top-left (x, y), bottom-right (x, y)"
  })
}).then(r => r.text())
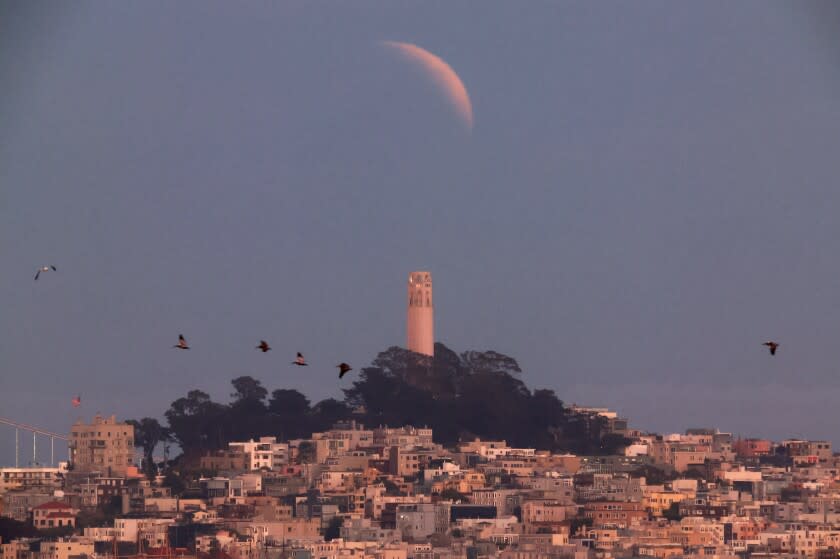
top-left (33, 501), bottom-right (72, 510)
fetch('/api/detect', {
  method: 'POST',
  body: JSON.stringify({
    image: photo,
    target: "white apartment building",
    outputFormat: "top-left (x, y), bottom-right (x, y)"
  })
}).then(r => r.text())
top-left (114, 518), bottom-right (174, 545)
top-left (228, 437), bottom-right (289, 470)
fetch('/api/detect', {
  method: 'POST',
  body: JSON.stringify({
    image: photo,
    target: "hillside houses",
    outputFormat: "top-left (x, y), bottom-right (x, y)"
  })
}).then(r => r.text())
top-left (4, 415), bottom-right (840, 559)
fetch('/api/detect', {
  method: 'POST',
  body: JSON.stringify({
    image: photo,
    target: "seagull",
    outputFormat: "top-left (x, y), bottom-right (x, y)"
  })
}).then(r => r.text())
top-left (763, 341), bottom-right (779, 356)
top-left (337, 362), bottom-right (353, 379)
top-left (34, 266), bottom-right (57, 281)
top-left (256, 340), bottom-right (271, 353)
top-left (292, 352), bottom-right (308, 366)
top-left (173, 334), bottom-right (190, 350)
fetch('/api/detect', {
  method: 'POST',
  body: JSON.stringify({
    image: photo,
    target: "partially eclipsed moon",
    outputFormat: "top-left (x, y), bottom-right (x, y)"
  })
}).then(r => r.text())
top-left (380, 40), bottom-right (473, 130)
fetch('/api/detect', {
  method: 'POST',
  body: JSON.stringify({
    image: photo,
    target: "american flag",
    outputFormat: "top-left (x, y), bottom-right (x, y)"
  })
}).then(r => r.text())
top-left (72, 395), bottom-right (81, 407)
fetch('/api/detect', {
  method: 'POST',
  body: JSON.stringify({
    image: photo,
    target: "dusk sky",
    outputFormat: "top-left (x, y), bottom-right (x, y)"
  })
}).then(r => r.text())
top-left (3, 2), bottom-right (840, 465)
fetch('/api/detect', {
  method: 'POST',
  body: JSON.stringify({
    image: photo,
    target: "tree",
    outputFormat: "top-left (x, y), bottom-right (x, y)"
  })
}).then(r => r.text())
top-left (308, 399), bottom-right (351, 432)
top-left (126, 417), bottom-right (169, 479)
top-left (381, 479), bottom-right (402, 496)
top-left (269, 389), bottom-right (311, 440)
top-left (39, 525), bottom-right (75, 538)
top-left (297, 441), bottom-right (316, 464)
top-left (569, 515), bottom-right (593, 536)
top-left (526, 389), bottom-right (566, 449)
top-left (76, 508), bottom-right (114, 529)
top-left (230, 376), bottom-right (268, 405)
top-left (0, 517), bottom-right (39, 541)
top-left (599, 433), bottom-right (632, 455)
top-left (343, 367), bottom-right (404, 423)
top-left (102, 495), bottom-right (123, 518)
top-left (323, 516), bottom-right (343, 541)
top-left (439, 488), bottom-right (467, 503)
top-left (228, 376), bottom-right (270, 441)
top-left (165, 390), bottom-right (228, 451)
top-left (630, 464), bottom-right (675, 486)
top-left (162, 470), bottom-right (187, 496)
top-left (460, 350), bottom-right (522, 376)
top-left (663, 502), bottom-right (683, 521)
top-left (159, 343), bottom-right (629, 460)
top-left (342, 343), bottom-right (617, 453)
top-left (269, 389), bottom-right (310, 415)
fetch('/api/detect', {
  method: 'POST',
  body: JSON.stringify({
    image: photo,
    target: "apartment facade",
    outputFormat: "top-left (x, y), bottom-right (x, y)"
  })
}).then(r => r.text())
top-left (69, 415), bottom-right (134, 476)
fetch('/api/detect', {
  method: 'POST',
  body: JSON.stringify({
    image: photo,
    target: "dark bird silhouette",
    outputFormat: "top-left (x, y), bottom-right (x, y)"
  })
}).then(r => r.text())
top-left (337, 362), bottom-right (352, 379)
top-left (256, 340), bottom-right (271, 353)
top-left (763, 341), bottom-right (779, 355)
top-left (34, 265), bottom-right (57, 280)
top-left (173, 334), bottom-right (190, 350)
top-left (292, 352), bottom-right (308, 366)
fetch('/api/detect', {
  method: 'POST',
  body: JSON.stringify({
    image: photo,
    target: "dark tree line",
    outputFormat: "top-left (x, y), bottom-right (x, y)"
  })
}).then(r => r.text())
top-left (344, 343), bottom-right (629, 454)
top-left (130, 343), bottom-right (629, 466)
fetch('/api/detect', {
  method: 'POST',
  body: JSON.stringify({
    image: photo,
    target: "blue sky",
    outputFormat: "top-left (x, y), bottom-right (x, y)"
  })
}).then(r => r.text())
top-left (3, 2), bottom-right (840, 465)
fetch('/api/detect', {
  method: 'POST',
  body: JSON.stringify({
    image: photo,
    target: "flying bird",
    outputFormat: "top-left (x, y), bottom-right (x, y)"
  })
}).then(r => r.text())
top-left (173, 334), bottom-right (190, 350)
top-left (292, 352), bottom-right (308, 366)
top-left (256, 340), bottom-right (271, 353)
top-left (763, 341), bottom-right (779, 356)
top-left (71, 395), bottom-right (81, 408)
top-left (337, 363), bottom-right (353, 379)
top-left (34, 265), bottom-right (57, 280)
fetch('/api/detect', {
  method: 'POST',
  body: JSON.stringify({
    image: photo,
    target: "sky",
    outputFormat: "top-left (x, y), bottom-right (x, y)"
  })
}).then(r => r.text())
top-left (3, 1), bottom-right (840, 466)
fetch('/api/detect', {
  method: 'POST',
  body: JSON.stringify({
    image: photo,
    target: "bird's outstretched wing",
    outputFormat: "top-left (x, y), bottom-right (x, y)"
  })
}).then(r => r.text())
top-left (34, 271), bottom-right (40, 281)
top-left (51, 266), bottom-right (57, 271)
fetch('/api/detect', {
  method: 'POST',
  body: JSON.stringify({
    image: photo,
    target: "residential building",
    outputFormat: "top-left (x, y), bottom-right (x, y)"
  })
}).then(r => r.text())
top-left (0, 464), bottom-right (68, 494)
top-left (228, 437), bottom-right (290, 470)
top-left (32, 501), bottom-right (76, 530)
top-left (69, 414), bottom-right (135, 476)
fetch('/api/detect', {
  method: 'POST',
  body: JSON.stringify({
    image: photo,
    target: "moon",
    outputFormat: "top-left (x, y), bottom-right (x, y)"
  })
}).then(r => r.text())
top-left (380, 41), bottom-right (474, 131)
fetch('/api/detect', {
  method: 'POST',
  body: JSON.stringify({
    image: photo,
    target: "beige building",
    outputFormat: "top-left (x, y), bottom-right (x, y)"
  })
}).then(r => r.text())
top-left (374, 426), bottom-right (434, 448)
top-left (0, 464), bottom-right (68, 494)
top-left (69, 414), bottom-right (135, 476)
top-left (644, 490), bottom-right (686, 517)
top-left (38, 540), bottom-right (94, 559)
top-left (32, 501), bottom-right (77, 530)
top-left (521, 499), bottom-right (573, 533)
top-left (200, 450), bottom-right (246, 472)
top-left (1, 539), bottom-right (34, 559)
top-left (114, 518), bottom-right (173, 545)
top-left (312, 421), bottom-right (375, 458)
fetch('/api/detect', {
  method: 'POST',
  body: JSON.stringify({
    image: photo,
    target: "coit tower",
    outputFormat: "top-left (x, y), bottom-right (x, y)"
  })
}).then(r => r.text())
top-left (407, 271), bottom-right (434, 356)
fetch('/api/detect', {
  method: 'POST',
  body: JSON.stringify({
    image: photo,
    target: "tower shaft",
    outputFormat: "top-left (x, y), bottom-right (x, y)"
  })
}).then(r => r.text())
top-left (407, 271), bottom-right (434, 356)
